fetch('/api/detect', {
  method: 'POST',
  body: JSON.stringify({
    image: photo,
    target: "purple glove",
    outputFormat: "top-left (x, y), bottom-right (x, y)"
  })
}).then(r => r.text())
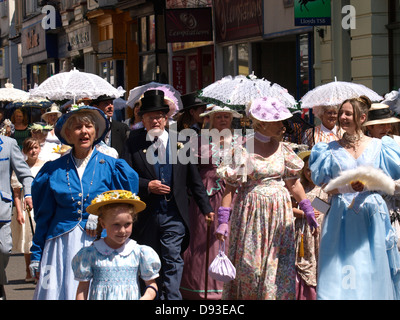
top-left (298, 199), bottom-right (319, 231)
top-left (216, 207), bottom-right (231, 238)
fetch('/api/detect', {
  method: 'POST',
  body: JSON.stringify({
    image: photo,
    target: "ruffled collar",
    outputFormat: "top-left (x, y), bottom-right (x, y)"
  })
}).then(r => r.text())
top-left (93, 238), bottom-right (137, 256)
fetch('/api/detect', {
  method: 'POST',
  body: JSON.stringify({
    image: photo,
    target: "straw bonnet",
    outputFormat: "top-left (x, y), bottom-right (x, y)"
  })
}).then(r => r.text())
top-left (55, 105), bottom-right (110, 146)
top-left (247, 97), bottom-right (292, 122)
top-left (298, 150), bottom-right (311, 161)
top-left (86, 190), bottom-right (146, 215)
top-left (363, 103), bottom-right (400, 126)
top-left (199, 104), bottom-right (242, 118)
top-left (41, 103), bottom-right (62, 122)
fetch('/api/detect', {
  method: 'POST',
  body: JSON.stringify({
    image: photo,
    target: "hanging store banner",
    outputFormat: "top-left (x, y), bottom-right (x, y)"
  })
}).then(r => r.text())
top-left (294, 0), bottom-right (331, 26)
top-left (172, 56), bottom-right (186, 94)
top-left (165, 8), bottom-right (213, 43)
top-left (214, 0), bottom-right (263, 43)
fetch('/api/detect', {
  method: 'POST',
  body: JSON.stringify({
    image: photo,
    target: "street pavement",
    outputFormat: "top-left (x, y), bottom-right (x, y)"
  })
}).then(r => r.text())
top-left (4, 252), bottom-right (35, 300)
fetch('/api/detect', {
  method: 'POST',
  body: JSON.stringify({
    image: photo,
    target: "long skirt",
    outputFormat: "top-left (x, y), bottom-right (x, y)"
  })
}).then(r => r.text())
top-left (33, 226), bottom-right (94, 300)
top-left (222, 182), bottom-right (296, 300)
top-left (180, 192), bottom-right (228, 300)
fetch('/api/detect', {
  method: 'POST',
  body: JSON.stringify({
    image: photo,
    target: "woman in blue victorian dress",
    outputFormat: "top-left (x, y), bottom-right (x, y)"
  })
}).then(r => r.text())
top-left (29, 106), bottom-right (139, 300)
top-left (310, 96), bottom-right (400, 300)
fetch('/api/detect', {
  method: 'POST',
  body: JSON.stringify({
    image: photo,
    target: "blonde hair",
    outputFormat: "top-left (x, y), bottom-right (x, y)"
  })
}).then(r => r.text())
top-left (313, 105), bottom-right (339, 119)
top-left (95, 203), bottom-right (137, 240)
top-left (249, 114), bottom-right (279, 132)
top-left (64, 111), bottom-right (99, 131)
top-left (338, 95), bottom-right (371, 134)
top-left (11, 108), bottom-right (29, 126)
top-left (208, 112), bottom-right (233, 129)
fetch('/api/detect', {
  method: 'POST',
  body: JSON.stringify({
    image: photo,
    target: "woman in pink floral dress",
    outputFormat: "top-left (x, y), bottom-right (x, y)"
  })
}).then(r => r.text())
top-left (216, 97), bottom-right (318, 300)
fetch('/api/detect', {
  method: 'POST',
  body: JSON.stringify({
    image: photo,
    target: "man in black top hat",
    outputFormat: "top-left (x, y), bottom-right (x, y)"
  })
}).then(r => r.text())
top-left (124, 89), bottom-right (214, 300)
top-left (92, 95), bottom-right (129, 158)
top-left (176, 92), bottom-right (208, 133)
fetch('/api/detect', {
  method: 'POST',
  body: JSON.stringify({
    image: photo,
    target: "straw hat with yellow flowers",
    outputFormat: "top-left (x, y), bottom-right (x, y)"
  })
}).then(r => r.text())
top-left (86, 190), bottom-right (146, 215)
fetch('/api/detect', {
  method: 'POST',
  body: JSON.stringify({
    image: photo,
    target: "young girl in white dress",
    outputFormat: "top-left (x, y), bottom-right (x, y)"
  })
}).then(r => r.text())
top-left (72, 190), bottom-right (161, 300)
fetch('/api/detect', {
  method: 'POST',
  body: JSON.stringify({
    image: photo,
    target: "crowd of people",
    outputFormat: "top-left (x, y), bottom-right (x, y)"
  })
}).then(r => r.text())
top-left (1, 82), bottom-right (400, 301)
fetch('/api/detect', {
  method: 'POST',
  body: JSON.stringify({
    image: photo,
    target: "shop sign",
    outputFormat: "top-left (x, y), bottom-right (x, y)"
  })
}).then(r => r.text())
top-left (22, 19), bottom-right (47, 58)
top-left (214, 0), bottom-right (263, 43)
top-left (172, 56), bottom-right (186, 94)
top-left (165, 8), bottom-right (213, 43)
top-left (294, 0), bottom-right (331, 26)
top-left (68, 25), bottom-right (91, 51)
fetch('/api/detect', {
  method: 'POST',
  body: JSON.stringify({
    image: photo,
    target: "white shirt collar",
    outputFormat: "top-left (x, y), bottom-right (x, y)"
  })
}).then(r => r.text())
top-left (93, 238), bottom-right (137, 256)
top-left (320, 123), bottom-right (337, 135)
top-left (147, 129), bottom-right (168, 149)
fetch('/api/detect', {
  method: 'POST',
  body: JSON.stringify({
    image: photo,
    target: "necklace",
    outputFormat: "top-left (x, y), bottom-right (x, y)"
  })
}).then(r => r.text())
top-left (340, 131), bottom-right (365, 154)
top-left (255, 131), bottom-right (271, 143)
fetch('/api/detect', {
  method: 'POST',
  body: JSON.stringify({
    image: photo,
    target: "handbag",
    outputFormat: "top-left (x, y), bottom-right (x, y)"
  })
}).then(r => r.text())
top-left (208, 241), bottom-right (236, 282)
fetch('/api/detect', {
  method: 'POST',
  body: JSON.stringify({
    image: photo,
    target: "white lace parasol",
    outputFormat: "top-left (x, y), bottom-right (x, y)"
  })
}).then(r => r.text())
top-left (198, 74), bottom-right (298, 111)
top-left (29, 68), bottom-right (125, 102)
top-left (382, 89), bottom-right (400, 114)
top-left (126, 82), bottom-right (183, 117)
top-left (0, 82), bottom-right (29, 102)
top-left (300, 80), bottom-right (383, 109)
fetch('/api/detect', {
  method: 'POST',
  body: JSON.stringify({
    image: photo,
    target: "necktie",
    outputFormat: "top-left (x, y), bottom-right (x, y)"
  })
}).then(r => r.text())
top-left (153, 136), bottom-right (159, 157)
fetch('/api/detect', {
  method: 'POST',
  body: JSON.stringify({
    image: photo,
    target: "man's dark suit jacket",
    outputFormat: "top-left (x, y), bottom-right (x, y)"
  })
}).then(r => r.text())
top-left (110, 120), bottom-right (129, 158)
top-left (124, 128), bottom-right (212, 251)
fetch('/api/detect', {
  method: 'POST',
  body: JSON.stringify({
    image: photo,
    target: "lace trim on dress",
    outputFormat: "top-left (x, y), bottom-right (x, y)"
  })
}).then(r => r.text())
top-left (93, 238), bottom-right (137, 256)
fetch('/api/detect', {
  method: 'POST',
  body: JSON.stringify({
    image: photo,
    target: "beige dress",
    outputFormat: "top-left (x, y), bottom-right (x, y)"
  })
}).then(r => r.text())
top-left (11, 164), bottom-right (43, 253)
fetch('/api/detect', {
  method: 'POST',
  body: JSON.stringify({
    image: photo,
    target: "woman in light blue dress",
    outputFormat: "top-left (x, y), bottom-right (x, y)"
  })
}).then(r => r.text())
top-left (310, 96), bottom-right (400, 300)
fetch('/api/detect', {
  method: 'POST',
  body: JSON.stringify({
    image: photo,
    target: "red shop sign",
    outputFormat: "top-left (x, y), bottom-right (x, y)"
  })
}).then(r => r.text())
top-left (214, 0), bottom-right (263, 43)
top-left (172, 56), bottom-right (186, 95)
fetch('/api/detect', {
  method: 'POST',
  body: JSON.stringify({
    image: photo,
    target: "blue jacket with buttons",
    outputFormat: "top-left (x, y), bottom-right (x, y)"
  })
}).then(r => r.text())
top-left (30, 148), bottom-right (139, 262)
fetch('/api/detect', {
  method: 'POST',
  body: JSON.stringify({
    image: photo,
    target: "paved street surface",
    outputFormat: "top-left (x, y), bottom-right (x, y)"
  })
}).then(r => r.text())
top-left (4, 253), bottom-right (35, 300)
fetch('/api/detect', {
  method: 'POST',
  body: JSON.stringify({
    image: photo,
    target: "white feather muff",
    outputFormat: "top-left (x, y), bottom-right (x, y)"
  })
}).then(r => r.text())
top-left (324, 166), bottom-right (395, 195)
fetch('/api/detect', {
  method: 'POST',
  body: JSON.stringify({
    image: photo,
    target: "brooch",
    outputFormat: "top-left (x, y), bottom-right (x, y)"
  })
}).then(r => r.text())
top-left (99, 159), bottom-right (105, 164)
top-left (177, 142), bottom-right (184, 150)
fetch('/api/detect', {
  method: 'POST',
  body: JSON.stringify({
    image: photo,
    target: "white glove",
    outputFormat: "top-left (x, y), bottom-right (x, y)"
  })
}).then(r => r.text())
top-left (395, 180), bottom-right (400, 195)
top-left (86, 214), bottom-right (98, 231)
top-left (337, 184), bottom-right (356, 194)
top-left (29, 261), bottom-right (40, 278)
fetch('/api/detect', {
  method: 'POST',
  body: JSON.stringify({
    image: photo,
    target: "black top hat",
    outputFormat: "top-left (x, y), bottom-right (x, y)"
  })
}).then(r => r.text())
top-left (92, 95), bottom-right (114, 105)
top-left (138, 90), bottom-right (170, 116)
top-left (179, 92), bottom-right (207, 113)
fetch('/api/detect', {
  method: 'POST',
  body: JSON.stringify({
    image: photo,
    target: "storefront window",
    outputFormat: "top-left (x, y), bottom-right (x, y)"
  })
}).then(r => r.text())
top-left (389, 0), bottom-right (400, 89)
top-left (298, 33), bottom-right (311, 99)
top-left (99, 61), bottom-right (115, 86)
top-left (139, 15), bottom-right (157, 82)
top-left (149, 15), bottom-right (156, 51)
top-left (223, 45), bottom-right (234, 75)
top-left (223, 43), bottom-right (249, 76)
top-left (237, 44), bottom-right (249, 76)
top-left (140, 17), bottom-right (147, 52)
top-left (140, 55), bottom-right (156, 82)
